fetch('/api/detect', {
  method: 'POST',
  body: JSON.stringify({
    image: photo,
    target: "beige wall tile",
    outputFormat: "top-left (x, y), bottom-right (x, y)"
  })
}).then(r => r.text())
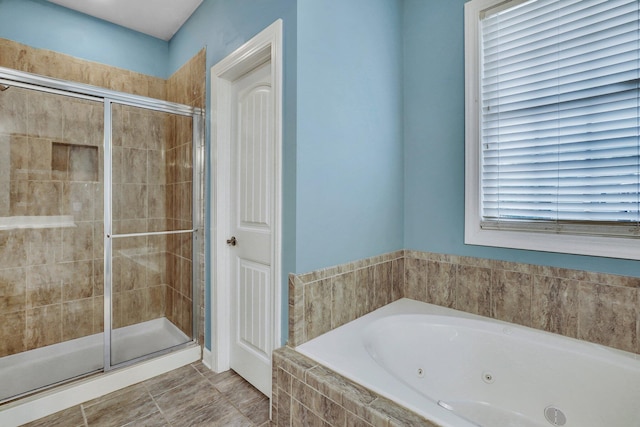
top-left (531, 276), bottom-right (579, 338)
top-left (0, 311), bottom-right (25, 357)
top-left (27, 181), bottom-right (62, 216)
top-left (578, 283), bottom-right (638, 353)
top-left (61, 222), bottom-right (94, 262)
top-left (455, 264), bottom-right (491, 317)
top-left (0, 86), bottom-right (27, 135)
top-left (305, 279), bottom-right (332, 342)
top-left (391, 257), bottom-right (404, 301)
top-left (427, 260), bottom-right (456, 308)
top-left (0, 267), bottom-right (26, 314)
top-left (491, 269), bottom-right (532, 327)
top-left (355, 266), bottom-right (373, 319)
top-left (372, 262), bottom-right (392, 311)
top-left (288, 275), bottom-right (304, 347)
top-left (404, 257), bottom-right (427, 302)
top-left (93, 295), bottom-right (104, 333)
top-left (26, 92), bottom-right (63, 140)
top-left (62, 298), bottom-right (93, 341)
top-left (26, 304), bottom-right (62, 350)
top-left (61, 260), bottom-right (94, 301)
top-left (62, 99), bottom-right (104, 147)
top-left (331, 271), bottom-right (357, 329)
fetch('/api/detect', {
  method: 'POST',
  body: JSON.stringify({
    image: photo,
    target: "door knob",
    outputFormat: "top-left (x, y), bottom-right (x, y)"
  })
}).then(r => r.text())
top-left (226, 236), bottom-right (237, 246)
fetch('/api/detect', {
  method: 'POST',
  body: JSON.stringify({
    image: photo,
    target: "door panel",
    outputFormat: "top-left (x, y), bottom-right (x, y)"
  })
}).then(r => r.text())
top-left (109, 103), bottom-right (193, 366)
top-left (229, 60), bottom-right (273, 395)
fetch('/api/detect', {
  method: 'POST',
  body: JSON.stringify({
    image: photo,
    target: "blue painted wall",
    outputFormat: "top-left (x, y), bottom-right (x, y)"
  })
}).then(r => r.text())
top-left (0, 0), bottom-right (168, 78)
top-left (6, 0), bottom-right (638, 354)
top-left (403, 0), bottom-right (640, 277)
top-left (169, 0), bottom-right (297, 349)
top-left (296, 0), bottom-right (404, 273)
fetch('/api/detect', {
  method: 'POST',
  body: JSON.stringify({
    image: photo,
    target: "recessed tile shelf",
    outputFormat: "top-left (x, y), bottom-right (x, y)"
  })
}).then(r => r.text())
top-left (52, 142), bottom-right (99, 182)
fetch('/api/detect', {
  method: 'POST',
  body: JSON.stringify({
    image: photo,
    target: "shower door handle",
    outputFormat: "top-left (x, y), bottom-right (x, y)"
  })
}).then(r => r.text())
top-left (226, 236), bottom-right (237, 246)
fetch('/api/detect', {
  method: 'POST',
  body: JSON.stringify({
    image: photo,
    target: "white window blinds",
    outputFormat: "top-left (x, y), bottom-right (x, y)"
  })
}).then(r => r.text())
top-left (480, 0), bottom-right (640, 234)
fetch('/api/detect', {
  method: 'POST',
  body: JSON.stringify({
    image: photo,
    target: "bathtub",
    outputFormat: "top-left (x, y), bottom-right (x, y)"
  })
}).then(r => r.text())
top-left (296, 298), bottom-right (640, 427)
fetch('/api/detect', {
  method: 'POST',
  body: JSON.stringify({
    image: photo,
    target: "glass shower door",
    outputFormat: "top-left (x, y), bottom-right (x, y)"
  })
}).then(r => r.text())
top-left (0, 84), bottom-right (105, 401)
top-left (107, 102), bottom-right (195, 366)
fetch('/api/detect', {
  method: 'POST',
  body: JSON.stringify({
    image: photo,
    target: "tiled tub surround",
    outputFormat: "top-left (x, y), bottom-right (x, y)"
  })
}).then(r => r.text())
top-left (294, 298), bottom-right (640, 427)
top-left (280, 250), bottom-right (640, 425)
top-left (288, 251), bottom-right (405, 347)
top-left (289, 250), bottom-right (640, 355)
top-left (272, 346), bottom-right (438, 427)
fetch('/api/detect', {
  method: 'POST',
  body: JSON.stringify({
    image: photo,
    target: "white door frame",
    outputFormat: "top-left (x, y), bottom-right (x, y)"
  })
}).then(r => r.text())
top-left (208, 19), bottom-right (283, 374)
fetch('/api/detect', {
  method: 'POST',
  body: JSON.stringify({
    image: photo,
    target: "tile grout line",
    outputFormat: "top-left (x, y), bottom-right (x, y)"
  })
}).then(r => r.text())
top-left (146, 386), bottom-right (173, 427)
top-left (80, 403), bottom-right (89, 427)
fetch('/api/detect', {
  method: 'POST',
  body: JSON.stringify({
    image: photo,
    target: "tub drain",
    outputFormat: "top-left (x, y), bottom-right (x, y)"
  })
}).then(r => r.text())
top-left (544, 406), bottom-right (566, 426)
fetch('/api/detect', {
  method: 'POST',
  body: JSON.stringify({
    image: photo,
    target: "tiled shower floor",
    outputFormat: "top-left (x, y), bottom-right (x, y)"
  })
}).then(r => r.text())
top-left (22, 362), bottom-right (270, 427)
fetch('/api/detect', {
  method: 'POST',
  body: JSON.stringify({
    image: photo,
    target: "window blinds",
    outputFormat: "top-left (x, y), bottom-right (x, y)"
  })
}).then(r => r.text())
top-left (480, 0), bottom-right (640, 232)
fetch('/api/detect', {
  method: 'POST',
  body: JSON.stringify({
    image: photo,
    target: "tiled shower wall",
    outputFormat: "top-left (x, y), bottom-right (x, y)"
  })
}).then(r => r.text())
top-left (110, 103), bottom-right (171, 331)
top-left (0, 91), bottom-right (105, 357)
top-left (289, 250), bottom-right (640, 355)
top-left (166, 49), bottom-right (206, 345)
top-left (0, 39), bottom-right (206, 356)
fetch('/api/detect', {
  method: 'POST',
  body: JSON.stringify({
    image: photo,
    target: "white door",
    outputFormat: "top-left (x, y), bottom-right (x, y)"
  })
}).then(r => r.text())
top-left (227, 60), bottom-right (273, 396)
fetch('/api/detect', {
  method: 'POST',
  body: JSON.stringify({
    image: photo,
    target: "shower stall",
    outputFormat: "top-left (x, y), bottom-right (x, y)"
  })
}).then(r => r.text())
top-left (0, 66), bottom-right (203, 404)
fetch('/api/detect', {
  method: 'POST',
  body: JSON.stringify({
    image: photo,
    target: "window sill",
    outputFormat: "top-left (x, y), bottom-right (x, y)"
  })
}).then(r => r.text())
top-left (464, 222), bottom-right (640, 261)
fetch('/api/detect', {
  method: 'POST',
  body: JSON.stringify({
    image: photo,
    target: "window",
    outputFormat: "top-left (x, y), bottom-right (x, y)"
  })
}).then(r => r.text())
top-left (464, 0), bottom-right (640, 260)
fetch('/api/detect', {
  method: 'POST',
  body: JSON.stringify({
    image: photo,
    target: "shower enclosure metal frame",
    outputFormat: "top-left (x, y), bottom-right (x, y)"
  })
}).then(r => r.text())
top-left (0, 66), bottom-right (203, 376)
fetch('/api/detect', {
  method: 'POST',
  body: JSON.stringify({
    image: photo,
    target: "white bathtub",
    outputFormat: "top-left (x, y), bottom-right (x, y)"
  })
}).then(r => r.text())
top-left (296, 298), bottom-right (640, 427)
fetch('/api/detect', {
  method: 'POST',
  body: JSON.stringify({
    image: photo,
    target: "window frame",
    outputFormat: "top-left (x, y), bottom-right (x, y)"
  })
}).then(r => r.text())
top-left (464, 0), bottom-right (640, 261)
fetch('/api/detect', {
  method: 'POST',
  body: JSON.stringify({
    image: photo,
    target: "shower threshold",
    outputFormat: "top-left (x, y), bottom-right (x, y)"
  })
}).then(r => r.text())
top-left (0, 317), bottom-right (190, 403)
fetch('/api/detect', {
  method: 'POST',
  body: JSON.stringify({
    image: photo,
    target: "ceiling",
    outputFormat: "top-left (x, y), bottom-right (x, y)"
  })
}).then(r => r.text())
top-left (46, 0), bottom-right (203, 41)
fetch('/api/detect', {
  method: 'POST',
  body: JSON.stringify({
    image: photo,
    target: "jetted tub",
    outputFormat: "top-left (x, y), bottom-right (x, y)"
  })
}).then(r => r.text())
top-left (296, 298), bottom-right (640, 427)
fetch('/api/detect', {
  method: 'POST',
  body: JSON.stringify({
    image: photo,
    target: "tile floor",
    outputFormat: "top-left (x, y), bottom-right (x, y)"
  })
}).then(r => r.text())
top-left (22, 361), bottom-right (271, 427)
